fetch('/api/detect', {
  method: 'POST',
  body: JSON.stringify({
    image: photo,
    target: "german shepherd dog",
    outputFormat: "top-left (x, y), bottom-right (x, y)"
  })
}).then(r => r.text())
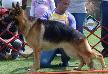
top-left (12, 3), bottom-right (106, 71)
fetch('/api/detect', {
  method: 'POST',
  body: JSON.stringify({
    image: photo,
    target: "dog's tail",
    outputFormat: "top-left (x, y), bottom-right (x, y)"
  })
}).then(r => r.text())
top-left (83, 39), bottom-right (106, 69)
top-left (79, 39), bottom-right (106, 69)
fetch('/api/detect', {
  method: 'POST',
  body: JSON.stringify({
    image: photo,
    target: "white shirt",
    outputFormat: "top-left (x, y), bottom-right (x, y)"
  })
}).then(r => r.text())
top-left (67, 0), bottom-right (87, 13)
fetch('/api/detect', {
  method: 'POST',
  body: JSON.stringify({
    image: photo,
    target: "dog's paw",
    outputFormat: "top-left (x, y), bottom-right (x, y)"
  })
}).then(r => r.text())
top-left (26, 69), bottom-right (32, 74)
top-left (89, 68), bottom-right (96, 70)
top-left (102, 66), bottom-right (108, 70)
top-left (73, 67), bottom-right (81, 71)
top-left (31, 65), bottom-right (40, 71)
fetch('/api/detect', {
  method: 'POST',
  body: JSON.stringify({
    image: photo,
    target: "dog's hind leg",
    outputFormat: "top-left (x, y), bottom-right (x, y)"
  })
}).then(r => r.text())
top-left (95, 53), bottom-right (107, 69)
top-left (74, 56), bottom-right (85, 70)
top-left (86, 58), bottom-right (95, 70)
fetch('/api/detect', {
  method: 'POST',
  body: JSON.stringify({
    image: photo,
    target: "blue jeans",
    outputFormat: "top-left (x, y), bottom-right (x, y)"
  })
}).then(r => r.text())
top-left (72, 13), bottom-right (87, 33)
top-left (101, 1), bottom-right (108, 56)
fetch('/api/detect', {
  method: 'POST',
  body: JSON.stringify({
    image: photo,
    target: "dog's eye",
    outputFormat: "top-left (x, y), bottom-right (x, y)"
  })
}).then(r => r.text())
top-left (16, 10), bottom-right (21, 15)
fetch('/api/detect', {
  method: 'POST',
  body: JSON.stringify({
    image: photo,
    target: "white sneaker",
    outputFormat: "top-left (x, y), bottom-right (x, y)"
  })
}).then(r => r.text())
top-left (19, 50), bottom-right (24, 54)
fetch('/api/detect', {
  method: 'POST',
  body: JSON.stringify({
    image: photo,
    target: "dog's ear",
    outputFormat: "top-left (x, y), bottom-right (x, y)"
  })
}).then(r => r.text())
top-left (12, 2), bottom-right (15, 9)
top-left (11, 2), bottom-right (22, 16)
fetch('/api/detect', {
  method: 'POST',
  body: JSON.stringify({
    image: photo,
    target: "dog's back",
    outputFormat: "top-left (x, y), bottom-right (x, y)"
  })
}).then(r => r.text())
top-left (39, 19), bottom-right (85, 42)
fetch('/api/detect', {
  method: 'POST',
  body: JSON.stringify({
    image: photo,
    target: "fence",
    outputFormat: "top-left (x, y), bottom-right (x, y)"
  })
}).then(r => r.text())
top-left (0, 15), bottom-right (107, 59)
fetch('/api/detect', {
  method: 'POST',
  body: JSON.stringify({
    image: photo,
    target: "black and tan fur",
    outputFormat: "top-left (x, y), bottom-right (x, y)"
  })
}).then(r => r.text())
top-left (12, 3), bottom-right (106, 71)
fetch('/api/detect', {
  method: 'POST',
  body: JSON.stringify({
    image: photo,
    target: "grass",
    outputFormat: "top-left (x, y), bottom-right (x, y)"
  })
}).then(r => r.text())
top-left (0, 28), bottom-right (108, 74)
top-left (0, 56), bottom-right (108, 74)
top-left (0, 56), bottom-right (33, 74)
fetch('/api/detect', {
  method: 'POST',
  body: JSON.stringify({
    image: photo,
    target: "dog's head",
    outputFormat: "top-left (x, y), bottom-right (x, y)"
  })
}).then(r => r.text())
top-left (10, 2), bottom-right (28, 34)
top-left (11, 2), bottom-right (44, 35)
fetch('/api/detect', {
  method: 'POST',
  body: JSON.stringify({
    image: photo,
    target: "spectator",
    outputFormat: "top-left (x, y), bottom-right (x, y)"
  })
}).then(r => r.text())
top-left (0, 0), bottom-right (1, 7)
top-left (42, 0), bottom-right (76, 29)
top-left (30, 0), bottom-right (56, 18)
top-left (101, 0), bottom-right (108, 57)
top-left (54, 0), bottom-right (58, 7)
top-left (41, 0), bottom-right (76, 66)
top-left (0, 2), bottom-right (25, 60)
top-left (67, 0), bottom-right (89, 33)
top-left (22, 0), bottom-right (27, 9)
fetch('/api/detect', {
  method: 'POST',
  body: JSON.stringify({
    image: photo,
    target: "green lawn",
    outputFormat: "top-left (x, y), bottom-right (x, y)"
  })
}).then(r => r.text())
top-left (0, 56), bottom-right (108, 74)
top-left (0, 28), bottom-right (108, 74)
top-left (0, 56), bottom-right (33, 74)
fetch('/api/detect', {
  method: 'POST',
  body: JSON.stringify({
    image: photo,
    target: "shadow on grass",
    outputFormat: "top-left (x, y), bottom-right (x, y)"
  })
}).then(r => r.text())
top-left (17, 55), bottom-right (33, 61)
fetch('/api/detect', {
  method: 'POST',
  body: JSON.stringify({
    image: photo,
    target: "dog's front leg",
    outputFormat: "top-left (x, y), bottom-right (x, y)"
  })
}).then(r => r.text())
top-left (32, 47), bottom-right (41, 71)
